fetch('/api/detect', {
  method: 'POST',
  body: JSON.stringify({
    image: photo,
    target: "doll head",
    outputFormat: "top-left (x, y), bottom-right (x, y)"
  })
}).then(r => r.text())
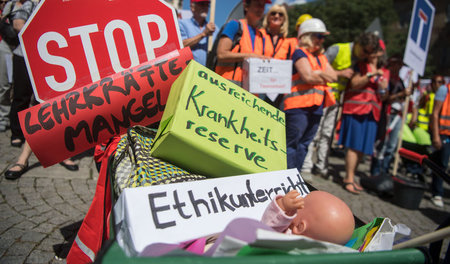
top-left (289, 191), bottom-right (355, 245)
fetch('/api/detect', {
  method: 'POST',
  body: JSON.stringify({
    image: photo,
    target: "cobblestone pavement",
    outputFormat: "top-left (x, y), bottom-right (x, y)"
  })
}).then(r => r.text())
top-left (0, 129), bottom-right (449, 263)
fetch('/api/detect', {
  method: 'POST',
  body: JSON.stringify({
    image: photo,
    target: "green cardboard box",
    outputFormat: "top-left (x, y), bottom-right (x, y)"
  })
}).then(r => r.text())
top-left (150, 60), bottom-right (286, 177)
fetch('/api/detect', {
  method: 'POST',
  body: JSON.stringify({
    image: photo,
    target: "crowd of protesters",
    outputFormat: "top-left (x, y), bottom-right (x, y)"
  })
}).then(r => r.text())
top-left (197, 0), bottom-right (449, 204)
top-left (1, 0), bottom-right (449, 208)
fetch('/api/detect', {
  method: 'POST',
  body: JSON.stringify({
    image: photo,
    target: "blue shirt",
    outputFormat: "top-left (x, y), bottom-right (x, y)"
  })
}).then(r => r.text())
top-left (221, 20), bottom-right (257, 50)
top-left (435, 85), bottom-right (448, 102)
top-left (178, 17), bottom-right (217, 66)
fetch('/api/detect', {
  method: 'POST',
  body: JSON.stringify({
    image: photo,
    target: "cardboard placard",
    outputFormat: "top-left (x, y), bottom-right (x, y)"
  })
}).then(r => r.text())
top-left (150, 60), bottom-right (287, 177)
top-left (114, 169), bottom-right (309, 256)
top-left (242, 58), bottom-right (292, 95)
top-left (18, 48), bottom-right (193, 167)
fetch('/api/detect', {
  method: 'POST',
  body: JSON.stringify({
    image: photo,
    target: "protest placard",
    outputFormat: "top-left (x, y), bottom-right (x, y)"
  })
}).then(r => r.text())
top-left (19, 48), bottom-right (193, 167)
top-left (114, 169), bottom-right (309, 256)
top-left (242, 58), bottom-right (292, 96)
top-left (150, 61), bottom-right (287, 177)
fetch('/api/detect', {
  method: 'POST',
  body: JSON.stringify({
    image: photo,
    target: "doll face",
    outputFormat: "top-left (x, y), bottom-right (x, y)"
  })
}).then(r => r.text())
top-left (288, 191), bottom-right (355, 245)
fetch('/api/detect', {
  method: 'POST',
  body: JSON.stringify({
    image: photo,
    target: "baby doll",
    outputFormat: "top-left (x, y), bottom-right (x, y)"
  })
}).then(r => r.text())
top-left (261, 190), bottom-right (355, 245)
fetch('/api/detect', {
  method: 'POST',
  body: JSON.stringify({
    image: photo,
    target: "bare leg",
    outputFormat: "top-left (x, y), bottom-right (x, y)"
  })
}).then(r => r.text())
top-left (344, 148), bottom-right (363, 193)
top-left (9, 141), bottom-right (33, 172)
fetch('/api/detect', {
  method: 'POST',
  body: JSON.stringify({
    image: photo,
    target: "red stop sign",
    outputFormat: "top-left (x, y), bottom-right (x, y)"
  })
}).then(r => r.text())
top-left (20, 0), bottom-right (182, 102)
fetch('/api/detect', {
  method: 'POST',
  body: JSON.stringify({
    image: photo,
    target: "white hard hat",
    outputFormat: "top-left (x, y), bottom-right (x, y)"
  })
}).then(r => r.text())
top-left (297, 18), bottom-right (329, 38)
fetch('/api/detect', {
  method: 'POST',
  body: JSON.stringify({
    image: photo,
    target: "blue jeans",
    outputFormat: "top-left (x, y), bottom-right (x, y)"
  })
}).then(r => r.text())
top-left (430, 135), bottom-right (450, 197)
top-left (371, 114), bottom-right (402, 176)
top-left (286, 110), bottom-right (321, 172)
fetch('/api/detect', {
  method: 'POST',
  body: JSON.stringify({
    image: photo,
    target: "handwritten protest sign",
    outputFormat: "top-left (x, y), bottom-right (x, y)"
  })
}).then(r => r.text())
top-left (114, 169), bottom-right (309, 256)
top-left (19, 48), bottom-right (193, 167)
top-left (150, 61), bottom-right (287, 177)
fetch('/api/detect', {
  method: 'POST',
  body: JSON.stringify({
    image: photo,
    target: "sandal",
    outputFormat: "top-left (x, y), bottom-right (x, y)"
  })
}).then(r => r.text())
top-left (353, 182), bottom-right (364, 192)
top-left (5, 163), bottom-right (28, 180)
top-left (343, 182), bottom-right (360, 195)
top-left (11, 138), bottom-right (24, 148)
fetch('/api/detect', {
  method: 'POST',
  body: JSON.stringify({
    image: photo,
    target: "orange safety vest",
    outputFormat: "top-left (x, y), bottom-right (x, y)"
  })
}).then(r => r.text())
top-left (439, 84), bottom-right (450, 135)
top-left (215, 19), bottom-right (265, 87)
top-left (284, 47), bottom-right (335, 111)
top-left (342, 62), bottom-right (387, 122)
top-left (260, 28), bottom-right (296, 60)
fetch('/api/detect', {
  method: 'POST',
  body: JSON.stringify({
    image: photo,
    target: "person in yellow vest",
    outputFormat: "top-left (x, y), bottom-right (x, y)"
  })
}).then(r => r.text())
top-left (259, 4), bottom-right (297, 108)
top-left (284, 18), bottom-right (337, 172)
top-left (409, 75), bottom-right (444, 134)
top-left (338, 32), bottom-right (389, 194)
top-left (215, 0), bottom-right (272, 87)
top-left (429, 79), bottom-right (449, 208)
top-left (302, 36), bottom-right (361, 176)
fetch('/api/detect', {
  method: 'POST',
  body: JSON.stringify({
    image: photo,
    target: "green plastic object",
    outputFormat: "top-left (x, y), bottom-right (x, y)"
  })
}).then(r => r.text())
top-left (98, 242), bottom-right (426, 264)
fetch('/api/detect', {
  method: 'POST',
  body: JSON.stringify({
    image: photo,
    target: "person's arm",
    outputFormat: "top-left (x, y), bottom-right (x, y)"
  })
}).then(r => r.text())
top-left (335, 68), bottom-right (354, 79)
top-left (13, 18), bottom-right (25, 33)
top-left (431, 99), bottom-right (444, 150)
top-left (216, 36), bottom-right (268, 62)
top-left (320, 62), bottom-right (338, 83)
top-left (182, 22), bottom-right (216, 48)
top-left (349, 68), bottom-right (384, 90)
top-left (295, 58), bottom-right (336, 84)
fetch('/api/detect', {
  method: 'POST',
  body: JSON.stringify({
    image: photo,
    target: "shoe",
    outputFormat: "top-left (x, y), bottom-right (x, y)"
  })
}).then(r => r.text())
top-left (343, 182), bottom-right (361, 195)
top-left (312, 166), bottom-right (328, 178)
top-left (5, 163), bottom-right (28, 180)
top-left (431, 196), bottom-right (444, 208)
top-left (10, 138), bottom-right (24, 148)
top-left (59, 161), bottom-right (79, 171)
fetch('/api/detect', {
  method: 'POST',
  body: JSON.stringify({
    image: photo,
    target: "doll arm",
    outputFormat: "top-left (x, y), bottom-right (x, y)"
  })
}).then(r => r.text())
top-left (276, 190), bottom-right (305, 216)
top-left (261, 191), bottom-right (304, 233)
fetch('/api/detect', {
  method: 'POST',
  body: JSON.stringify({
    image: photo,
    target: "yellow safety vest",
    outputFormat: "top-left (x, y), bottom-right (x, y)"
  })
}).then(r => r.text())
top-left (327, 43), bottom-right (352, 102)
top-left (417, 92), bottom-right (434, 131)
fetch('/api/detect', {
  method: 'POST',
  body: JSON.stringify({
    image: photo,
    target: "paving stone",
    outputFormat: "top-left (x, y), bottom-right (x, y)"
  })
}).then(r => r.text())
top-left (25, 250), bottom-right (55, 264)
top-left (21, 231), bottom-right (46, 243)
top-left (36, 237), bottom-right (63, 252)
top-left (20, 208), bottom-right (39, 218)
top-left (0, 255), bottom-right (27, 264)
top-left (0, 221), bottom-right (14, 234)
top-left (1, 228), bottom-right (25, 240)
top-left (5, 241), bottom-right (35, 257)
top-left (34, 204), bottom-right (52, 214)
top-left (33, 223), bottom-right (56, 234)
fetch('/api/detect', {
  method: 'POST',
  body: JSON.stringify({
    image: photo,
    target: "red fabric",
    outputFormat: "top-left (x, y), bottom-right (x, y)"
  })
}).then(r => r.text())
top-left (342, 63), bottom-right (389, 121)
top-left (67, 137), bottom-right (120, 264)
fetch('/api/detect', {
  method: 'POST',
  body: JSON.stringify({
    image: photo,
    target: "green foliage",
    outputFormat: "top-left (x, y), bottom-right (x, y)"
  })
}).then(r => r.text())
top-left (287, 0), bottom-right (403, 56)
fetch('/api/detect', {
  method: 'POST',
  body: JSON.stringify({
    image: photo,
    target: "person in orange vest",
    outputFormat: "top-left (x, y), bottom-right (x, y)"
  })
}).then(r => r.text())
top-left (339, 32), bottom-right (389, 194)
top-left (259, 4), bottom-right (297, 108)
top-left (260, 4), bottom-right (296, 61)
top-left (429, 79), bottom-right (450, 208)
top-left (215, 0), bottom-right (271, 87)
top-left (284, 18), bottom-right (337, 172)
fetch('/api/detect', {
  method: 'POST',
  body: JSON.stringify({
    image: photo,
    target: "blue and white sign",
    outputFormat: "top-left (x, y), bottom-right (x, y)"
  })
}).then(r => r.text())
top-left (403, 0), bottom-right (435, 76)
